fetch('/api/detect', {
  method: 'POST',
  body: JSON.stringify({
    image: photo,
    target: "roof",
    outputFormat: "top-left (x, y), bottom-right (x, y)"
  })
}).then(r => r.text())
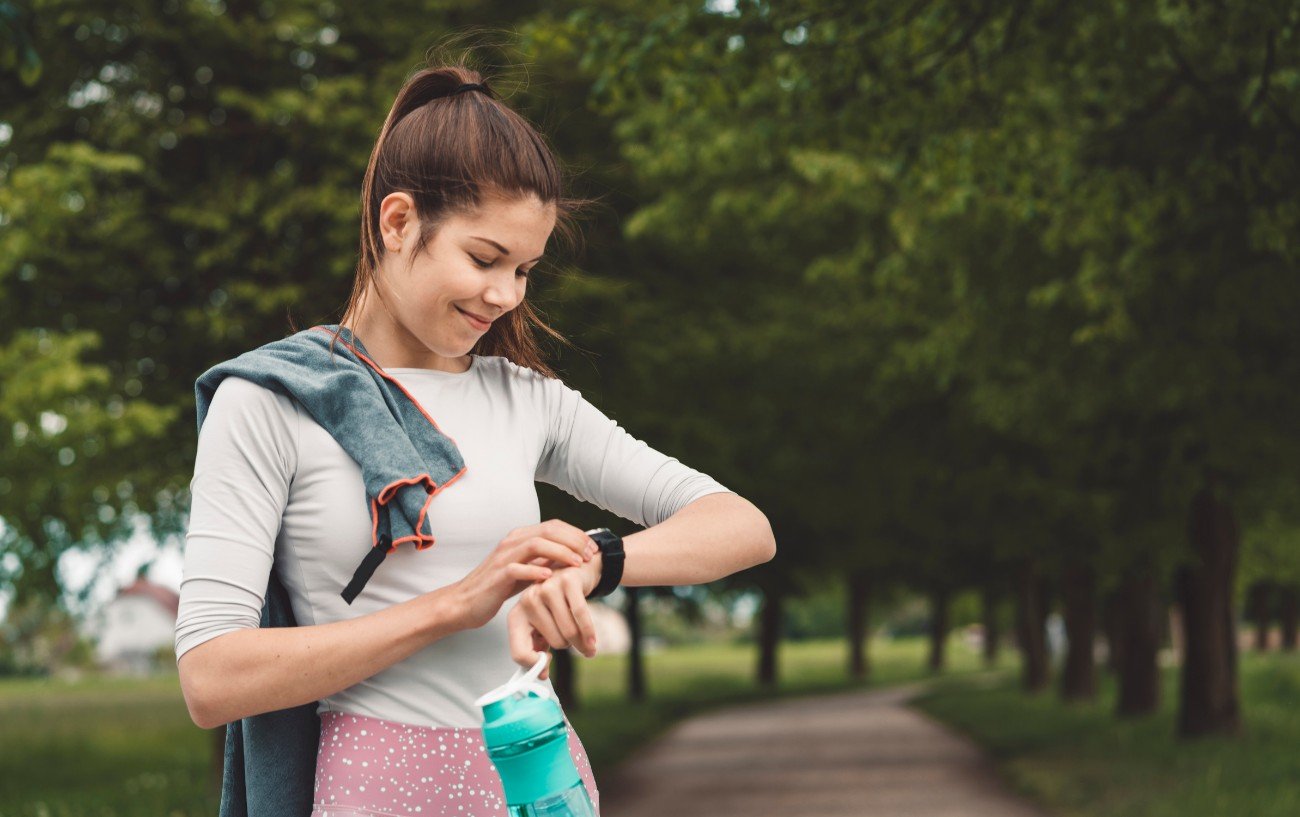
top-left (114, 578), bottom-right (180, 618)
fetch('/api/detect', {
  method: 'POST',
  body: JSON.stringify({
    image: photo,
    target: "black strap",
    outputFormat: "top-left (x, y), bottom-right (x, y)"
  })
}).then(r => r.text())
top-left (341, 505), bottom-right (393, 605)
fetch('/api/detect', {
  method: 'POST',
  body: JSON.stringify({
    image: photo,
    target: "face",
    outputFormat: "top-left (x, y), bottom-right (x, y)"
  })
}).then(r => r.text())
top-left (357, 191), bottom-right (556, 370)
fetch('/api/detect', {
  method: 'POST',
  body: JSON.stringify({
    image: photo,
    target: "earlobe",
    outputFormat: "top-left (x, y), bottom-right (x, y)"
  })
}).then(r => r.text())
top-left (378, 192), bottom-right (416, 253)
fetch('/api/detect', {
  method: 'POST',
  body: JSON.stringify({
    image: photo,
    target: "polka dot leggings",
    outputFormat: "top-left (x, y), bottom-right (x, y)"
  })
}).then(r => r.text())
top-left (311, 710), bottom-right (601, 816)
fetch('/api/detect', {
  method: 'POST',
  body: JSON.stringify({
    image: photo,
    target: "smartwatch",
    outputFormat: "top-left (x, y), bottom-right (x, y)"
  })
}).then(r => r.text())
top-left (583, 527), bottom-right (625, 600)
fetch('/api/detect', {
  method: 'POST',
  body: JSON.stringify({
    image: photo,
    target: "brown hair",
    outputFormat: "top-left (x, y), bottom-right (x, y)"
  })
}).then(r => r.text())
top-left (324, 53), bottom-right (599, 379)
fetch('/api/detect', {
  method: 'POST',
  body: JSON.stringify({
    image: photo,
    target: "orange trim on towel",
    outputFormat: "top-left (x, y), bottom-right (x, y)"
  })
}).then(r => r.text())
top-left (311, 325), bottom-right (470, 554)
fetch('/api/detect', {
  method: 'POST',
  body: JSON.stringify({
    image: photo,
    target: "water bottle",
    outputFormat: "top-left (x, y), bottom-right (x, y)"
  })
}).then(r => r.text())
top-left (474, 652), bottom-right (597, 817)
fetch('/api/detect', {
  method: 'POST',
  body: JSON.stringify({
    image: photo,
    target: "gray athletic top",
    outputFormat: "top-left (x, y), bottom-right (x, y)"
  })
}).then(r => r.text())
top-left (174, 353), bottom-right (732, 727)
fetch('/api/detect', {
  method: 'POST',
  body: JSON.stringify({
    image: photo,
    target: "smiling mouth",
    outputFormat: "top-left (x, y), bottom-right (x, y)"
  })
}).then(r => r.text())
top-left (457, 307), bottom-right (492, 329)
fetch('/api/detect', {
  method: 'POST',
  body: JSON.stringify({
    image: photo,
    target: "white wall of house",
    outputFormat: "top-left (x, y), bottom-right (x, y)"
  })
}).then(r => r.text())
top-left (91, 595), bottom-right (176, 673)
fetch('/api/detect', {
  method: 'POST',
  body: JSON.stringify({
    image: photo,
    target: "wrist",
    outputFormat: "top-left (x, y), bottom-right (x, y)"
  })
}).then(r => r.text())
top-left (583, 551), bottom-right (603, 596)
top-left (426, 583), bottom-right (472, 635)
top-left (583, 527), bottom-right (625, 600)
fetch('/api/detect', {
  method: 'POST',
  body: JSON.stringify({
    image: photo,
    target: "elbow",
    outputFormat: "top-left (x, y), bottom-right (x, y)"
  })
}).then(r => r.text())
top-left (759, 528), bottom-right (777, 564)
top-left (178, 647), bottom-right (225, 730)
top-left (750, 510), bottom-right (777, 565)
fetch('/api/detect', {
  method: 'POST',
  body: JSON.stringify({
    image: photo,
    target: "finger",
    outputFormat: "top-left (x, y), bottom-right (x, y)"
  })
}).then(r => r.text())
top-left (524, 591), bottom-right (568, 650)
top-left (507, 562), bottom-right (553, 584)
top-left (539, 519), bottom-right (599, 560)
top-left (562, 576), bottom-right (598, 656)
top-left (509, 609), bottom-right (552, 678)
top-left (538, 581), bottom-right (585, 653)
top-left (516, 537), bottom-right (588, 569)
top-left (507, 602), bottom-right (541, 668)
top-left (532, 629), bottom-right (551, 680)
top-left (499, 520), bottom-right (595, 562)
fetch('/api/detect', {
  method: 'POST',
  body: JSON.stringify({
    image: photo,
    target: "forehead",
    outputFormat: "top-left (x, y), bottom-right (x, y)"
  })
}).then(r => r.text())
top-left (448, 195), bottom-right (556, 241)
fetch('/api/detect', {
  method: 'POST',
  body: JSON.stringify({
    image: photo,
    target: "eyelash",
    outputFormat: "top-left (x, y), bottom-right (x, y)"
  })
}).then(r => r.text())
top-left (470, 255), bottom-right (530, 279)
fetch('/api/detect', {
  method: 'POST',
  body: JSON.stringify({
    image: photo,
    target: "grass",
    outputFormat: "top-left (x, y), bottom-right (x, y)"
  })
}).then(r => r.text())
top-left (0, 634), bottom-right (993, 817)
top-left (910, 649), bottom-right (1300, 817)
top-left (8, 636), bottom-right (1297, 817)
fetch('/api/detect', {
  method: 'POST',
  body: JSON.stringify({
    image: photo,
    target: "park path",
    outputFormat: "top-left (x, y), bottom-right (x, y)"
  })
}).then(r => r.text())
top-left (597, 679), bottom-right (1054, 817)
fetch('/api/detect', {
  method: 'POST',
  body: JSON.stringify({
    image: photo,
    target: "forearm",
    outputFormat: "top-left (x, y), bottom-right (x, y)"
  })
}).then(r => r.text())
top-left (614, 492), bottom-right (776, 587)
top-left (178, 584), bottom-right (464, 729)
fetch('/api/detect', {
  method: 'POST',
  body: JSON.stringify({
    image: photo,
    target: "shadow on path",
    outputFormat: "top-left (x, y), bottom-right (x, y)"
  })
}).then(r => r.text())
top-left (599, 680), bottom-right (1053, 817)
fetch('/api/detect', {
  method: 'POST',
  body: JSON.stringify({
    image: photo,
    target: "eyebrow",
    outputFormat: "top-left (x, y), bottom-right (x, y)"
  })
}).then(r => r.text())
top-left (469, 235), bottom-right (544, 263)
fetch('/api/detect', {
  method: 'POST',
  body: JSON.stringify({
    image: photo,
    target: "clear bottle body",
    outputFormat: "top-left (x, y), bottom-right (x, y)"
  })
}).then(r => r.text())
top-left (507, 780), bottom-right (597, 817)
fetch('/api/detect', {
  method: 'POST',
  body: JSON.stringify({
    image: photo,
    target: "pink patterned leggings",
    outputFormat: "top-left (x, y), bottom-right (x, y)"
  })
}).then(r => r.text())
top-left (311, 710), bottom-right (601, 816)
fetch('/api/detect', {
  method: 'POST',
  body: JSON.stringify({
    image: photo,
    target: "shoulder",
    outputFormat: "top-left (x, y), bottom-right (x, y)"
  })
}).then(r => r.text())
top-left (209, 375), bottom-right (299, 413)
top-left (474, 355), bottom-right (569, 394)
top-left (202, 375), bottom-right (300, 440)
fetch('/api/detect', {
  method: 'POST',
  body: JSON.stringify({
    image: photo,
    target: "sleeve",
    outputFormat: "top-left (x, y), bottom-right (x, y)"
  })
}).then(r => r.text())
top-left (534, 376), bottom-right (733, 528)
top-left (174, 376), bottom-right (299, 662)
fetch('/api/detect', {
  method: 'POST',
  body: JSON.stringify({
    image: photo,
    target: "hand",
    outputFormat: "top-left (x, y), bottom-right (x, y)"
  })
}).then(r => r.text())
top-left (452, 519), bottom-right (600, 631)
top-left (508, 552), bottom-right (603, 680)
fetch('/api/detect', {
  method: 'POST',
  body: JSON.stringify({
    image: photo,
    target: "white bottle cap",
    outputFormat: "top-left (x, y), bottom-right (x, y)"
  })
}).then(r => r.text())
top-left (474, 652), bottom-right (555, 708)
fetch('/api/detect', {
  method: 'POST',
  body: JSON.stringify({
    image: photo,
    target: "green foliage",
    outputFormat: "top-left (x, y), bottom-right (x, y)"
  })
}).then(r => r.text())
top-left (3, 0), bottom-right (1299, 671)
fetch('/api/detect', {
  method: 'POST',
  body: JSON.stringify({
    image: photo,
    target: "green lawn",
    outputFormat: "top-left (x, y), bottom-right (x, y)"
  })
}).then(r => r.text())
top-left (16, 637), bottom-right (1298, 817)
top-left (910, 649), bottom-right (1300, 817)
top-left (0, 635), bottom-right (994, 816)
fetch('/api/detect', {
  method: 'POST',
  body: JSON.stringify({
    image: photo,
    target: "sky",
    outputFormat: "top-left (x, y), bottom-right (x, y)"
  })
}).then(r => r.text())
top-left (0, 515), bottom-right (185, 631)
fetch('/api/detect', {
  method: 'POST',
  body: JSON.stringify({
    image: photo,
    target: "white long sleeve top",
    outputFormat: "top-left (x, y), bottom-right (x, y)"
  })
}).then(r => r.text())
top-left (174, 353), bottom-right (732, 728)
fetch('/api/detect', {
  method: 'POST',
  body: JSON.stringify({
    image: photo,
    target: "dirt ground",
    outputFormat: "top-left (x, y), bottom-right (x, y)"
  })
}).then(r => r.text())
top-left (598, 682), bottom-right (1054, 817)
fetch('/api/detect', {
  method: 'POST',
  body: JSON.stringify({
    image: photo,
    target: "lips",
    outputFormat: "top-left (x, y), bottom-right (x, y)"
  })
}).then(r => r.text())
top-left (457, 307), bottom-right (493, 330)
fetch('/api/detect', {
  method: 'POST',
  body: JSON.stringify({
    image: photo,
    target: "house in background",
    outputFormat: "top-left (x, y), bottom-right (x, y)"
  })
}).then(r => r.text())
top-left (88, 575), bottom-right (179, 675)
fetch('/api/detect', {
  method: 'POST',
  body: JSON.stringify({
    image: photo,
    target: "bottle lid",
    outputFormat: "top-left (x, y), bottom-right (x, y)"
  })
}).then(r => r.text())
top-left (475, 652), bottom-right (555, 710)
top-left (476, 653), bottom-right (566, 748)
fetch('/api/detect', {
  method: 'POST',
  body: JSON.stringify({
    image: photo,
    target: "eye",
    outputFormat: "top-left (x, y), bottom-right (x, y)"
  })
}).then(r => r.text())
top-left (471, 253), bottom-right (530, 279)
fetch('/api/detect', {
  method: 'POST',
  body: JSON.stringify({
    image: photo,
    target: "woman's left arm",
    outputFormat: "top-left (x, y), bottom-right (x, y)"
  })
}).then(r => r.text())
top-left (591, 491), bottom-right (776, 588)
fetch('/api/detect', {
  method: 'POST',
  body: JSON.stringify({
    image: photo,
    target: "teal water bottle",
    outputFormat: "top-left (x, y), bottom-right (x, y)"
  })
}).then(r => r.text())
top-left (475, 652), bottom-right (597, 817)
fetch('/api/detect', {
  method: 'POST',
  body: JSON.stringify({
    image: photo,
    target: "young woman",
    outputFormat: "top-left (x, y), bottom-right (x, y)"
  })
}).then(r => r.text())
top-left (174, 62), bottom-right (776, 817)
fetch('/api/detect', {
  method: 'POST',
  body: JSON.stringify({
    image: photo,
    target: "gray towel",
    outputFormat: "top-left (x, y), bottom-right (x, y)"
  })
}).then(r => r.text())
top-left (193, 323), bottom-right (466, 817)
top-left (195, 322), bottom-right (468, 603)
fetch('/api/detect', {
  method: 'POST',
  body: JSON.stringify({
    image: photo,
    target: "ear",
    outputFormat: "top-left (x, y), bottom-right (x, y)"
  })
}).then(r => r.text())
top-left (377, 192), bottom-right (418, 253)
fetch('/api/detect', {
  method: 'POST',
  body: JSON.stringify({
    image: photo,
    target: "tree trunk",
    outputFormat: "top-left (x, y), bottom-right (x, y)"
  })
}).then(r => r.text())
top-left (928, 586), bottom-right (950, 673)
top-left (1175, 479), bottom-right (1243, 738)
top-left (625, 587), bottom-right (646, 702)
top-left (757, 587), bottom-right (783, 687)
top-left (1246, 581), bottom-right (1272, 652)
top-left (1059, 560), bottom-right (1097, 702)
top-left (1102, 588), bottom-right (1121, 673)
top-left (1280, 585), bottom-right (1299, 651)
top-left (1015, 558), bottom-right (1050, 692)
top-left (1114, 566), bottom-right (1161, 717)
top-left (981, 583), bottom-right (1001, 668)
top-left (552, 647), bottom-right (577, 711)
top-left (847, 570), bottom-right (872, 680)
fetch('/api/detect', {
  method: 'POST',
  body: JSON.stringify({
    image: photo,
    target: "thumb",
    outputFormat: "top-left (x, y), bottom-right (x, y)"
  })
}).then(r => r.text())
top-left (532, 629), bottom-right (551, 681)
top-left (506, 602), bottom-right (551, 679)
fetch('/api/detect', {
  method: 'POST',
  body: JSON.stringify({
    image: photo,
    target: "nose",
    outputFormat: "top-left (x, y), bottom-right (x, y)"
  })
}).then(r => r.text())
top-left (480, 274), bottom-right (523, 314)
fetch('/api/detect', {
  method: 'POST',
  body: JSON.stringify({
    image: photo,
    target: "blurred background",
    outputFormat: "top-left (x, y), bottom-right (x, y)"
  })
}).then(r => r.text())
top-left (2, 1), bottom-right (1299, 815)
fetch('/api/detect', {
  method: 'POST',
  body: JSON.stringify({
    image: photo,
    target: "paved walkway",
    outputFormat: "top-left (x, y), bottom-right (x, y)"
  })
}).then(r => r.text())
top-left (598, 680), bottom-right (1053, 817)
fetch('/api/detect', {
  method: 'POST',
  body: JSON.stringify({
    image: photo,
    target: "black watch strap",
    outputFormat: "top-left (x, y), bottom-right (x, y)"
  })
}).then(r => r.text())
top-left (584, 527), bottom-right (625, 600)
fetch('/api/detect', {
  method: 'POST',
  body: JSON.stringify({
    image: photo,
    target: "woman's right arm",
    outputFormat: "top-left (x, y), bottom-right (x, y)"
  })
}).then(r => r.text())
top-left (178, 582), bottom-right (466, 729)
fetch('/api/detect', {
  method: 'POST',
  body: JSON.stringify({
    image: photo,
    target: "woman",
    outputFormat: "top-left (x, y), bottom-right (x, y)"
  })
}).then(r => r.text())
top-left (174, 61), bottom-right (777, 817)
